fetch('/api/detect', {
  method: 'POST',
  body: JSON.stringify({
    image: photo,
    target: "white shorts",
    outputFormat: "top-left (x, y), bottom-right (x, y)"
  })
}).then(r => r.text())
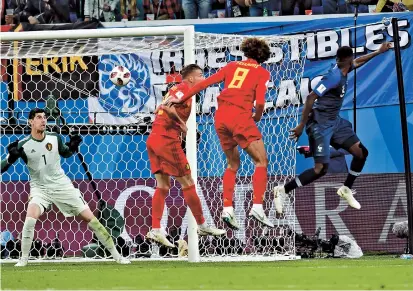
top-left (28, 185), bottom-right (89, 217)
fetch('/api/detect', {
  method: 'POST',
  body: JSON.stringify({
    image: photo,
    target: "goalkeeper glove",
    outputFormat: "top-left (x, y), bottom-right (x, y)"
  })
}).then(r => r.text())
top-left (7, 140), bottom-right (23, 164)
top-left (66, 135), bottom-right (82, 152)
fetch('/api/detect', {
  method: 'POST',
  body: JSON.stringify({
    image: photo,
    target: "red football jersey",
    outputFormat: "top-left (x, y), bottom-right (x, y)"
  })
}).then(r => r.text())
top-left (178, 59), bottom-right (270, 112)
top-left (152, 82), bottom-right (192, 138)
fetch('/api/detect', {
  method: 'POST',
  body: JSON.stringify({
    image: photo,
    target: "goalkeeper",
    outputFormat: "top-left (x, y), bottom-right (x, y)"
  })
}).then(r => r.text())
top-left (1, 108), bottom-right (130, 266)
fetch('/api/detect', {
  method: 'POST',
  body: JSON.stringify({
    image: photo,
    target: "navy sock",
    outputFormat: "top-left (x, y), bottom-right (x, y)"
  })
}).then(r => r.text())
top-left (344, 157), bottom-right (365, 189)
top-left (285, 168), bottom-right (326, 193)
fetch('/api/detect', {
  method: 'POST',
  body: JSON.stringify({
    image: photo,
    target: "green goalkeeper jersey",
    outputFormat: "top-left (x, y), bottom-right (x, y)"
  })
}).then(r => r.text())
top-left (1, 132), bottom-right (74, 190)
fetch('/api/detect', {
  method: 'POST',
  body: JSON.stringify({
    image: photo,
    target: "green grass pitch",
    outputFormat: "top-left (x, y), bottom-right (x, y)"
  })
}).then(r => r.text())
top-left (1, 256), bottom-right (412, 290)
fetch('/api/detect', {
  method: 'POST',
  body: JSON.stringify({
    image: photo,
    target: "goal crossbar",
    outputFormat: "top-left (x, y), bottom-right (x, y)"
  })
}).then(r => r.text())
top-left (0, 26), bottom-right (195, 41)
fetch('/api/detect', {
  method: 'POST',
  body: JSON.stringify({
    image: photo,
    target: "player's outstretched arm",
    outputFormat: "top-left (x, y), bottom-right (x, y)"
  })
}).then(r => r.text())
top-left (166, 69), bottom-right (227, 106)
top-left (1, 140), bottom-right (24, 173)
top-left (353, 42), bottom-right (392, 69)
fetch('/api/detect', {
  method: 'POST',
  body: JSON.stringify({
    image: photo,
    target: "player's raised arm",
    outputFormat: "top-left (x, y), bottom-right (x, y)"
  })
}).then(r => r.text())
top-left (1, 140), bottom-right (24, 173)
top-left (353, 42), bottom-right (391, 69)
top-left (166, 67), bottom-right (227, 106)
top-left (57, 134), bottom-right (82, 157)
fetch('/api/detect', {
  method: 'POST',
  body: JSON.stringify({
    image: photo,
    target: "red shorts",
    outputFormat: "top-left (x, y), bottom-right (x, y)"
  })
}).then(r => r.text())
top-left (146, 133), bottom-right (191, 177)
top-left (214, 108), bottom-right (262, 151)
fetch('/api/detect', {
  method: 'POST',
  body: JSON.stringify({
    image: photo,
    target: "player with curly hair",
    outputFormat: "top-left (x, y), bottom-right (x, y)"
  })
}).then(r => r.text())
top-left (165, 37), bottom-right (273, 230)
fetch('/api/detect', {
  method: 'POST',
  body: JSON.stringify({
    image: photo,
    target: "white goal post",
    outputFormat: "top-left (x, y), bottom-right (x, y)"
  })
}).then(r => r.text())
top-left (0, 26), bottom-right (306, 263)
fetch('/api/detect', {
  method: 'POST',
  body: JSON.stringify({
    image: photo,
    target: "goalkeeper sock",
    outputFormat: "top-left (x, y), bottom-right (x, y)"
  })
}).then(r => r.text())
top-left (21, 217), bottom-right (37, 259)
top-left (183, 185), bottom-right (205, 225)
top-left (88, 217), bottom-right (120, 260)
top-left (223, 168), bottom-right (237, 207)
top-left (344, 158), bottom-right (365, 189)
top-left (152, 188), bottom-right (169, 229)
top-left (253, 167), bottom-right (267, 204)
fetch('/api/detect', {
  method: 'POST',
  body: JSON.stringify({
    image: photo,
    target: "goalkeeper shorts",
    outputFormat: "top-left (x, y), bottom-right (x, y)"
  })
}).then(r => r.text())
top-left (28, 186), bottom-right (89, 217)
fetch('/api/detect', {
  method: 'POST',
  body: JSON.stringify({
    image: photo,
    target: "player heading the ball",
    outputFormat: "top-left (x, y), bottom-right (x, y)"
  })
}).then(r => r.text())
top-left (165, 37), bottom-right (274, 230)
top-left (274, 43), bottom-right (392, 213)
top-left (146, 64), bottom-right (226, 248)
top-left (1, 108), bottom-right (130, 266)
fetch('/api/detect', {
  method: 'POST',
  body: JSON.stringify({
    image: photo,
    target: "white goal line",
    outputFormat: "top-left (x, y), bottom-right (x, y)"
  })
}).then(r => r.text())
top-left (0, 255), bottom-right (300, 264)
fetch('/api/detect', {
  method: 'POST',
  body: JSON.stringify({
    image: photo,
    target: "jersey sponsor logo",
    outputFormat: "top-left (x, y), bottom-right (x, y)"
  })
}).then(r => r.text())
top-left (46, 143), bottom-right (53, 151)
top-left (316, 84), bottom-right (327, 94)
top-left (98, 54), bottom-right (151, 117)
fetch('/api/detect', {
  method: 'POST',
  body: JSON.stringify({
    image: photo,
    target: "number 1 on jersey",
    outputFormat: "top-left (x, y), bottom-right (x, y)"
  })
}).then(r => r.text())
top-left (42, 154), bottom-right (47, 165)
top-left (228, 68), bottom-right (250, 89)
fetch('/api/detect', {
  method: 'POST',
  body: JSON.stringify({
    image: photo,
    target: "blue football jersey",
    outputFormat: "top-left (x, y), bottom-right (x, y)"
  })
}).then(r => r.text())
top-left (312, 64), bottom-right (348, 123)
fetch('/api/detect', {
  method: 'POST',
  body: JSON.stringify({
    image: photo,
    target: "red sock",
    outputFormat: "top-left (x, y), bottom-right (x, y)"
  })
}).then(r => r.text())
top-left (223, 168), bottom-right (237, 207)
top-left (253, 166), bottom-right (267, 204)
top-left (182, 185), bottom-right (205, 225)
top-left (151, 188), bottom-right (169, 229)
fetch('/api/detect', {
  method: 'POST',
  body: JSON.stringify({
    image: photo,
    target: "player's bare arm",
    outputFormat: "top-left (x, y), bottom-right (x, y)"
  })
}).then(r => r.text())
top-left (253, 104), bottom-right (265, 122)
top-left (353, 42), bottom-right (392, 68)
top-left (253, 74), bottom-right (269, 122)
top-left (162, 105), bottom-right (188, 133)
top-left (289, 91), bottom-right (318, 140)
top-left (165, 69), bottom-right (226, 106)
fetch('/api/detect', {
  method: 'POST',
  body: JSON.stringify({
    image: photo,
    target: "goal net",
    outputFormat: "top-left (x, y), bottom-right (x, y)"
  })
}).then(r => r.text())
top-left (0, 27), bottom-right (307, 262)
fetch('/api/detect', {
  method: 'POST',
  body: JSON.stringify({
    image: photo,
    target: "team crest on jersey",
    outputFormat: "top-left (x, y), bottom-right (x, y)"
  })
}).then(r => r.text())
top-left (46, 143), bottom-right (53, 151)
